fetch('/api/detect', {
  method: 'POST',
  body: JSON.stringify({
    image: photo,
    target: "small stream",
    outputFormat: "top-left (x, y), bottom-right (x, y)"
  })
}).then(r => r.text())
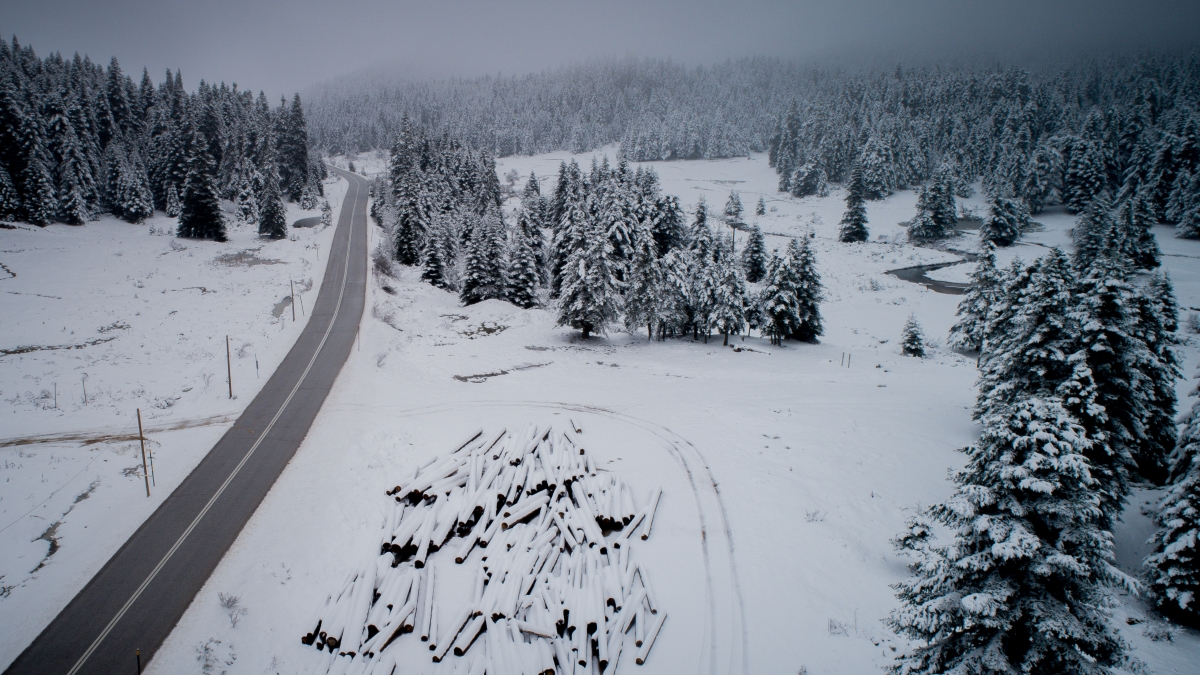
top-left (885, 220), bottom-right (981, 295)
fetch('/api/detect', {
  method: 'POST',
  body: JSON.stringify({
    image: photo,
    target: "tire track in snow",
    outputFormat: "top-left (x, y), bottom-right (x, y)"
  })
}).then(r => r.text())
top-left (381, 399), bottom-right (748, 675)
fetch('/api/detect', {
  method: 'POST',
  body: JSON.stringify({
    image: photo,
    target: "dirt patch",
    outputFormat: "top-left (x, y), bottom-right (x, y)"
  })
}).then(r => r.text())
top-left (215, 248), bottom-right (283, 267)
top-left (97, 321), bottom-right (130, 333)
top-left (32, 521), bottom-right (62, 572)
top-left (0, 412), bottom-right (237, 448)
top-left (0, 261), bottom-right (15, 279)
top-left (453, 362), bottom-right (550, 383)
top-left (459, 322), bottom-right (507, 338)
top-left (0, 336), bottom-right (117, 358)
top-left (272, 295), bottom-right (293, 318)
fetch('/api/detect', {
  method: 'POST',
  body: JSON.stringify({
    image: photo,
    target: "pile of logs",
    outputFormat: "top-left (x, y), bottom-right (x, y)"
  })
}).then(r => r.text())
top-left (301, 424), bottom-right (665, 675)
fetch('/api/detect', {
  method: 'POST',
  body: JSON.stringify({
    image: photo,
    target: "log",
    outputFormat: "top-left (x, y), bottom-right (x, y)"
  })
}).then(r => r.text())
top-left (640, 488), bottom-right (661, 540)
top-left (634, 612), bottom-right (666, 665)
top-left (452, 615), bottom-right (485, 656)
top-left (639, 565), bottom-right (659, 614)
top-left (514, 619), bottom-right (557, 639)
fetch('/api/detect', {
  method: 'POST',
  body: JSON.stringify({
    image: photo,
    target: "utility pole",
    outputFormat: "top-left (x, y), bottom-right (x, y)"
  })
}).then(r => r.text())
top-left (290, 280), bottom-right (296, 322)
top-left (137, 409), bottom-right (150, 498)
top-left (226, 336), bottom-right (233, 399)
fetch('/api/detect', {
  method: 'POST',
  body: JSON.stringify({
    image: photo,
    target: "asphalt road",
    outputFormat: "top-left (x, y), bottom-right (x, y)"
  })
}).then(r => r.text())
top-left (4, 168), bottom-right (369, 675)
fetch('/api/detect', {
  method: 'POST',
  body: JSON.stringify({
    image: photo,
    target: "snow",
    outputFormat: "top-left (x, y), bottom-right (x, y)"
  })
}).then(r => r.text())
top-left (10, 148), bottom-right (1200, 674)
top-left (0, 176), bottom-right (348, 671)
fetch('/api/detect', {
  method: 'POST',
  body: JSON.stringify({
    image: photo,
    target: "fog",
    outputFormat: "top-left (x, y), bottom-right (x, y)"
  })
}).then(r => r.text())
top-left (5, 0), bottom-right (1199, 96)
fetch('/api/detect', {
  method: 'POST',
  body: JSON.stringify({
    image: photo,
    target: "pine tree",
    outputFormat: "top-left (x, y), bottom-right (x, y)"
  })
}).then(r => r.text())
top-left (759, 238), bottom-right (822, 345)
top-left (0, 165), bottom-right (19, 220)
top-left (947, 244), bottom-right (1001, 351)
top-left (710, 259), bottom-right (747, 345)
top-left (1071, 198), bottom-right (1114, 270)
top-left (299, 184), bottom-right (318, 210)
top-left (909, 170), bottom-right (956, 241)
top-left (318, 199), bottom-right (331, 227)
top-left (792, 236), bottom-right (824, 343)
top-left (1130, 272), bottom-right (1182, 486)
top-left (1064, 139), bottom-right (1108, 214)
top-left (755, 196), bottom-right (766, 217)
top-left (165, 182), bottom-right (181, 217)
top-left (258, 180), bottom-right (287, 239)
top-left (460, 214), bottom-right (505, 305)
top-left (116, 151), bottom-right (154, 223)
top-left (504, 221), bottom-right (540, 309)
top-left (1145, 363), bottom-right (1200, 624)
top-left (980, 194), bottom-right (1029, 247)
top-left (741, 225), bottom-right (768, 283)
top-left (557, 217), bottom-right (622, 339)
top-left (1112, 193), bottom-right (1161, 269)
top-left (421, 217), bottom-right (454, 290)
top-left (838, 164), bottom-right (869, 242)
top-left (723, 190), bottom-right (743, 224)
top-left (900, 315), bottom-right (926, 357)
top-left (623, 224), bottom-right (664, 339)
top-left (889, 396), bottom-right (1135, 675)
top-left (177, 120), bottom-right (226, 241)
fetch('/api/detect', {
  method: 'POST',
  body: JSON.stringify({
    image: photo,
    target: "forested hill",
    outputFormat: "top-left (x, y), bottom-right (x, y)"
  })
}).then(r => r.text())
top-left (307, 55), bottom-right (1200, 234)
top-left (0, 36), bottom-right (321, 228)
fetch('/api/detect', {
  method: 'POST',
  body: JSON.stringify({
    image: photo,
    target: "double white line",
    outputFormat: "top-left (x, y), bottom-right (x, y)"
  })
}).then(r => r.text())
top-left (66, 174), bottom-right (364, 675)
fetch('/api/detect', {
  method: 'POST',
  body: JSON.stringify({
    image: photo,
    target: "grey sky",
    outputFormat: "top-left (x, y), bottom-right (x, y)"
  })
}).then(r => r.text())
top-left (4, 0), bottom-right (1199, 97)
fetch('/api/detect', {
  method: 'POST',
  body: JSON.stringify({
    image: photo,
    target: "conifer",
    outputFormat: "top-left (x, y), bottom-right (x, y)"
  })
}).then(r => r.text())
top-left (900, 315), bottom-right (926, 357)
top-left (838, 164), bottom-right (869, 242)
top-left (257, 180), bottom-right (287, 239)
top-left (623, 224), bottom-right (664, 339)
top-left (759, 238), bottom-right (822, 345)
top-left (177, 120), bottom-right (226, 241)
top-left (890, 396), bottom-right (1135, 675)
top-left (710, 259), bottom-right (747, 345)
top-left (1145, 363), bottom-right (1200, 624)
top-left (165, 182), bottom-right (181, 217)
top-left (320, 199), bottom-right (332, 227)
top-left (1071, 198), bottom-right (1114, 270)
top-left (755, 196), bottom-right (766, 217)
top-left (979, 194), bottom-right (1029, 247)
top-left (723, 190), bottom-right (743, 224)
top-left (947, 244), bottom-right (1001, 351)
top-left (1130, 272), bottom-right (1182, 485)
top-left (556, 217), bottom-right (622, 339)
top-left (460, 215), bottom-right (505, 305)
top-left (741, 225), bottom-right (768, 283)
top-left (421, 218), bottom-right (454, 290)
top-left (504, 222), bottom-right (540, 309)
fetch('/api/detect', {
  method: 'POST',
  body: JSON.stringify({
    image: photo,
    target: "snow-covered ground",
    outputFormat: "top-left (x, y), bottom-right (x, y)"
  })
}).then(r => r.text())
top-left (140, 150), bottom-right (1200, 674)
top-left (0, 175), bottom-right (348, 670)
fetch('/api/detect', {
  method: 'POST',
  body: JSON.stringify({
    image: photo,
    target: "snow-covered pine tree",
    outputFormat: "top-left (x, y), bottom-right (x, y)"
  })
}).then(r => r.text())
top-left (0, 165), bottom-right (19, 220)
top-left (741, 225), bottom-right (768, 283)
top-left (623, 223), bottom-right (664, 339)
top-left (320, 199), bottom-right (332, 227)
top-left (165, 182), bottom-right (181, 217)
top-left (513, 208), bottom-right (546, 283)
top-left (889, 396), bottom-right (1135, 675)
top-left (908, 168), bottom-right (957, 241)
top-left (421, 215), bottom-right (455, 290)
top-left (504, 219), bottom-right (540, 309)
top-left (257, 179), bottom-right (287, 239)
top-left (1145, 363), bottom-right (1200, 625)
top-left (116, 153), bottom-right (154, 223)
top-left (1129, 272), bottom-right (1182, 486)
top-left (1064, 139), bottom-right (1108, 214)
top-left (723, 191), bottom-right (743, 225)
top-left (657, 248), bottom-right (694, 339)
top-left (710, 259), bottom-right (747, 345)
top-left (460, 214), bottom-right (505, 305)
top-left (900, 315), bottom-right (926, 357)
top-left (755, 196), bottom-right (766, 217)
top-left (759, 238), bottom-right (821, 345)
top-left (792, 235), bottom-right (824, 343)
top-left (235, 172), bottom-right (259, 226)
top-left (980, 193), bottom-right (1029, 247)
top-left (1023, 142), bottom-right (1060, 213)
top-left (177, 121), bottom-right (225, 241)
top-left (838, 164), bottom-right (869, 242)
top-left (556, 216), bottom-right (622, 339)
top-left (947, 244), bottom-right (1001, 351)
top-left (1071, 197), bottom-right (1114, 270)
top-left (650, 193), bottom-right (685, 256)
top-left (299, 184), bottom-right (318, 210)
top-left (1112, 193), bottom-right (1161, 269)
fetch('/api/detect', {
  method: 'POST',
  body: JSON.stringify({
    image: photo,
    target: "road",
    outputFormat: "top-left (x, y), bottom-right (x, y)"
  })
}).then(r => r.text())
top-left (3, 168), bottom-right (369, 675)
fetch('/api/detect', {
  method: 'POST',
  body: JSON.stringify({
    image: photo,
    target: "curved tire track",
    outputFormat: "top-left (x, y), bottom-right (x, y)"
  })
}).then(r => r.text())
top-left (383, 399), bottom-right (748, 675)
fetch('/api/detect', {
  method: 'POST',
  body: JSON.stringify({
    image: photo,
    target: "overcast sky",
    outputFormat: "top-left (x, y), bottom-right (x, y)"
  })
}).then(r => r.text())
top-left (5, 0), bottom-right (1199, 98)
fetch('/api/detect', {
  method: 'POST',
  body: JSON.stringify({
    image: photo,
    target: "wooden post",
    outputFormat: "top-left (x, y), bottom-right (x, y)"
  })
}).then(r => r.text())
top-left (136, 649), bottom-right (142, 674)
top-left (226, 336), bottom-right (233, 399)
top-left (81, 375), bottom-right (87, 406)
top-left (298, 291), bottom-right (305, 317)
top-left (138, 409), bottom-right (150, 498)
top-left (290, 280), bottom-right (296, 322)
top-left (53, 383), bottom-right (56, 409)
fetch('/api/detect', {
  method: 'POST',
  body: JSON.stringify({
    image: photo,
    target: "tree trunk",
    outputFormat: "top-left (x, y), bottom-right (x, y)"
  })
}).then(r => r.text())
top-left (582, 326), bottom-right (591, 340)
top-left (723, 332), bottom-right (728, 346)
top-left (647, 324), bottom-right (652, 340)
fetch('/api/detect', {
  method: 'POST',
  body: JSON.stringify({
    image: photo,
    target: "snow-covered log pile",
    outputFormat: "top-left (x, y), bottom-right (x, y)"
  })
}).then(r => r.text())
top-left (300, 425), bottom-right (665, 674)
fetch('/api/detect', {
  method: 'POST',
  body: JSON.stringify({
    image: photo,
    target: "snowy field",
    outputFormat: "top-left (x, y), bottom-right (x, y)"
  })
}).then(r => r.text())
top-left (0, 176), bottom-right (348, 670)
top-left (137, 150), bottom-right (1200, 674)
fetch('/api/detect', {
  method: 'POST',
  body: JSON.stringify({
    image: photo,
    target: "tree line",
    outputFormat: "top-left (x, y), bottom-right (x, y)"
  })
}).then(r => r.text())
top-left (774, 55), bottom-right (1200, 241)
top-left (375, 120), bottom-right (822, 344)
top-left (0, 35), bottom-right (324, 240)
